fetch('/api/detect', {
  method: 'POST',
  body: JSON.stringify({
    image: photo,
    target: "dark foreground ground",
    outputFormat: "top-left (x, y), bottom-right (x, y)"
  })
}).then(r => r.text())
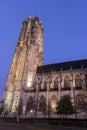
top-left (0, 122), bottom-right (87, 130)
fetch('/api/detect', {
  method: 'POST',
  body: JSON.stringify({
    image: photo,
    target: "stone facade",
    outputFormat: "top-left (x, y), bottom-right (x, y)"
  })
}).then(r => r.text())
top-left (2, 17), bottom-right (87, 118)
top-left (36, 64), bottom-right (87, 118)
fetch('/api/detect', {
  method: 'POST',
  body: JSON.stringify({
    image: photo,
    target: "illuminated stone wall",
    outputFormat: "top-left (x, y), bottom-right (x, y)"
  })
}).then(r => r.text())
top-left (33, 68), bottom-right (87, 118)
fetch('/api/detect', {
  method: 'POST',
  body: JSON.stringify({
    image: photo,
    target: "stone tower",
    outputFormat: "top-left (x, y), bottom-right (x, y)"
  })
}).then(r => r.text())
top-left (3, 17), bottom-right (44, 113)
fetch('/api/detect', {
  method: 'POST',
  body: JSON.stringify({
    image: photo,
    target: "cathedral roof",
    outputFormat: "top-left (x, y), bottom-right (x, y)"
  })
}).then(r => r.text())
top-left (37, 59), bottom-right (87, 73)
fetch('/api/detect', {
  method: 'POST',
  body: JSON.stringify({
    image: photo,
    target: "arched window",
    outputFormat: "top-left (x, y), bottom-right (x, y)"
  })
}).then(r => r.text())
top-left (44, 81), bottom-right (47, 89)
top-left (75, 74), bottom-right (82, 88)
top-left (51, 95), bottom-right (57, 112)
top-left (54, 77), bottom-right (58, 89)
top-left (26, 72), bottom-right (34, 88)
top-left (26, 96), bottom-right (35, 112)
top-left (64, 75), bottom-right (71, 89)
top-left (76, 94), bottom-right (85, 111)
top-left (39, 95), bottom-right (46, 114)
top-left (18, 98), bottom-right (23, 115)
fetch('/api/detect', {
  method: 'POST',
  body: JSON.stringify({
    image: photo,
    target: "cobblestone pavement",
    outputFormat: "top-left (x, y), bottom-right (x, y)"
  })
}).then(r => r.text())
top-left (0, 122), bottom-right (87, 130)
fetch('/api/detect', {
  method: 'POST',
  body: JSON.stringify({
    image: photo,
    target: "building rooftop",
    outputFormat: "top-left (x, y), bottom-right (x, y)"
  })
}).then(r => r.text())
top-left (37, 59), bottom-right (87, 73)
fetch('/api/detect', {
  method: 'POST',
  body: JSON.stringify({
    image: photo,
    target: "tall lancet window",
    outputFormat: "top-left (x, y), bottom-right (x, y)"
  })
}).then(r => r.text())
top-left (64, 75), bottom-right (71, 89)
top-left (54, 77), bottom-right (58, 89)
top-left (51, 95), bottom-right (57, 112)
top-left (75, 74), bottom-right (82, 88)
top-left (27, 72), bottom-right (34, 88)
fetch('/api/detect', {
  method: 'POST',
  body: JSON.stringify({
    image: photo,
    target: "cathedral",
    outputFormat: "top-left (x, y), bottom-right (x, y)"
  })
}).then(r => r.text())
top-left (2, 16), bottom-right (87, 118)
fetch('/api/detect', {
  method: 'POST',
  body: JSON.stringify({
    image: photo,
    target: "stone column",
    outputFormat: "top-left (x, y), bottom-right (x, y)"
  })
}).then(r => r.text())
top-left (21, 91), bottom-right (28, 118)
top-left (46, 77), bottom-right (51, 118)
top-left (70, 73), bottom-right (74, 99)
top-left (60, 74), bottom-right (64, 97)
top-left (70, 73), bottom-right (76, 102)
top-left (35, 77), bottom-right (41, 118)
top-left (58, 75), bottom-right (62, 100)
top-left (70, 73), bottom-right (77, 118)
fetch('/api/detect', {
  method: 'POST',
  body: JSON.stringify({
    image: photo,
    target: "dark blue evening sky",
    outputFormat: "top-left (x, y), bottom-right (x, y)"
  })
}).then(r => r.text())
top-left (0, 0), bottom-right (87, 100)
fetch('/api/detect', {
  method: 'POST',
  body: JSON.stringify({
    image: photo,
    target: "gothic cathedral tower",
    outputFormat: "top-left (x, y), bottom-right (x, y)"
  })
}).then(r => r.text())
top-left (3, 17), bottom-right (44, 113)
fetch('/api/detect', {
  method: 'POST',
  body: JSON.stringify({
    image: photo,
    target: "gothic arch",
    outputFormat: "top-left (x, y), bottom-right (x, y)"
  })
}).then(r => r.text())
top-left (51, 95), bottom-right (57, 112)
top-left (76, 94), bottom-right (85, 112)
top-left (26, 96), bottom-right (35, 112)
top-left (43, 76), bottom-right (48, 89)
top-left (75, 74), bottom-right (82, 88)
top-left (44, 81), bottom-right (47, 89)
top-left (54, 76), bottom-right (58, 89)
top-left (39, 95), bottom-right (46, 114)
top-left (64, 75), bottom-right (71, 88)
